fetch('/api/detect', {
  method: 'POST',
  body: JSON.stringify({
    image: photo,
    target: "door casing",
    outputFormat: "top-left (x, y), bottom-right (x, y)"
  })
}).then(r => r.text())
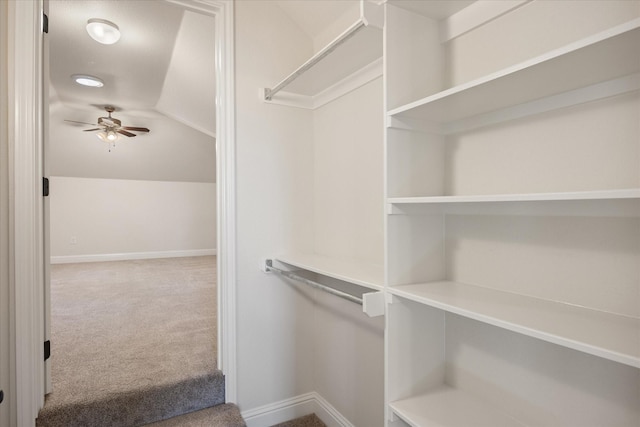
top-left (6, 0), bottom-right (236, 424)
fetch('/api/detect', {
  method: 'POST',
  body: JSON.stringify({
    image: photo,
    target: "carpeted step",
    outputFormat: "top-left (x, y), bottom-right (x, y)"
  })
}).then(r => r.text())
top-left (39, 257), bottom-right (222, 426)
top-left (144, 403), bottom-right (245, 427)
top-left (36, 370), bottom-right (226, 427)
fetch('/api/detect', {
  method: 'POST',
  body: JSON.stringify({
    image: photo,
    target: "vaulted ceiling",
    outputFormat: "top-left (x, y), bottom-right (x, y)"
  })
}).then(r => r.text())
top-left (49, 0), bottom-right (216, 182)
top-left (48, 0), bottom-right (471, 183)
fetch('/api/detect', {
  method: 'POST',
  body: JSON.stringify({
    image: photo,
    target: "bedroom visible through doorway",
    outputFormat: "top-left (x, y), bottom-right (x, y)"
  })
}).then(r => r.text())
top-left (41, 0), bottom-right (220, 421)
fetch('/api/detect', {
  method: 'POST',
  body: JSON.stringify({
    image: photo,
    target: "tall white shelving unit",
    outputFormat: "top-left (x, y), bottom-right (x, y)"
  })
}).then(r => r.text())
top-left (384, 1), bottom-right (640, 427)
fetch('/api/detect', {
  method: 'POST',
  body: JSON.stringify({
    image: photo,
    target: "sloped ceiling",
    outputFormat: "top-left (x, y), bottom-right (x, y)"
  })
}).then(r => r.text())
top-left (387, 0), bottom-right (475, 20)
top-left (49, 0), bottom-right (216, 183)
top-left (156, 11), bottom-right (217, 137)
top-left (274, 1), bottom-right (476, 46)
top-left (275, 0), bottom-right (357, 41)
top-left (49, 1), bottom-right (476, 184)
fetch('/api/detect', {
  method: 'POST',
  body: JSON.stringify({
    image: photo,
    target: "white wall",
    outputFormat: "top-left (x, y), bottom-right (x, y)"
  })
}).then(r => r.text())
top-left (235, 0), bottom-right (317, 413)
top-left (235, 3), bottom-right (385, 426)
top-left (49, 104), bottom-right (216, 183)
top-left (312, 78), bottom-right (385, 426)
top-left (49, 176), bottom-right (216, 263)
top-left (313, 77), bottom-right (384, 265)
top-left (446, 0), bottom-right (640, 87)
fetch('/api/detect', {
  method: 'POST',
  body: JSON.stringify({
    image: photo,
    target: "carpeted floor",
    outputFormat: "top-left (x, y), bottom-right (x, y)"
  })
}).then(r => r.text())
top-left (271, 414), bottom-right (326, 427)
top-left (145, 403), bottom-right (246, 426)
top-left (146, 409), bottom-right (324, 427)
top-left (37, 256), bottom-right (224, 426)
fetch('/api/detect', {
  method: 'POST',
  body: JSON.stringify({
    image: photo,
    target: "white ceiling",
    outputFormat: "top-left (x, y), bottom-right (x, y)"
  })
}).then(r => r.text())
top-left (276, 0), bottom-right (358, 41)
top-left (387, 0), bottom-right (475, 20)
top-left (275, 0), bottom-right (476, 43)
top-left (48, 0), bottom-right (476, 183)
top-left (52, 1), bottom-right (178, 110)
top-left (49, 0), bottom-right (217, 182)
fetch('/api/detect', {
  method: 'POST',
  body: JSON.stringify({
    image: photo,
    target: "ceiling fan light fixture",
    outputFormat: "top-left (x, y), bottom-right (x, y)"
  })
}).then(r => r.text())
top-left (72, 74), bottom-right (104, 87)
top-left (86, 18), bottom-right (121, 45)
top-left (96, 129), bottom-right (119, 143)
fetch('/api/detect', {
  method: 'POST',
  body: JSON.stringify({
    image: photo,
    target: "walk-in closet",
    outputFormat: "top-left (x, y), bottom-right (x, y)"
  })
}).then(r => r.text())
top-left (250, 1), bottom-right (639, 426)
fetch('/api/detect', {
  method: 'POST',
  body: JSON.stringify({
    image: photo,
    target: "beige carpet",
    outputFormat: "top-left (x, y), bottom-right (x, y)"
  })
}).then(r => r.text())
top-left (37, 256), bottom-right (226, 426)
top-left (272, 414), bottom-right (326, 427)
top-left (145, 403), bottom-right (245, 427)
top-left (147, 409), bottom-right (324, 427)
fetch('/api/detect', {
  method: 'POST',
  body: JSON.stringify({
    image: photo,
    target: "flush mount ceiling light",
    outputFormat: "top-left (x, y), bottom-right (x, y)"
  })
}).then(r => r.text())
top-left (86, 18), bottom-right (120, 45)
top-left (72, 74), bottom-right (104, 87)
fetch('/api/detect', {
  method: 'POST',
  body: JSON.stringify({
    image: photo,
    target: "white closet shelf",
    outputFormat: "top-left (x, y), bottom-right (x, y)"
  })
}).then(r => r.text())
top-left (387, 19), bottom-right (640, 125)
top-left (264, 2), bottom-right (383, 101)
top-left (275, 253), bottom-right (384, 291)
top-left (389, 281), bottom-right (640, 368)
top-left (387, 189), bottom-right (640, 216)
top-left (389, 188), bottom-right (640, 204)
top-left (390, 385), bottom-right (525, 427)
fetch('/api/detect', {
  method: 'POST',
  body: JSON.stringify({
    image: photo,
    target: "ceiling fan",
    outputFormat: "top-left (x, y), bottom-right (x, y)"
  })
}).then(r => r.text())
top-left (65, 106), bottom-right (150, 143)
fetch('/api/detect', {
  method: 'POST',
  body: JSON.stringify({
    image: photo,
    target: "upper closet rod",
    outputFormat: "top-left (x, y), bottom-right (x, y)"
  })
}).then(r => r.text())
top-left (263, 19), bottom-right (366, 101)
top-left (265, 259), bottom-right (363, 305)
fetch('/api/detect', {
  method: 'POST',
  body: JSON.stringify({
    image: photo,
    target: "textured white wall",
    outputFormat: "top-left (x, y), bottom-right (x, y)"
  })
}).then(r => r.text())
top-left (49, 176), bottom-right (216, 262)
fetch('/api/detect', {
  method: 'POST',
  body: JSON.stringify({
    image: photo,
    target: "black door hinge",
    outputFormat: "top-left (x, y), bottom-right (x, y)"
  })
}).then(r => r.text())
top-left (43, 13), bottom-right (48, 34)
top-left (44, 340), bottom-right (51, 361)
top-left (43, 177), bottom-right (49, 197)
top-left (0, 389), bottom-right (4, 404)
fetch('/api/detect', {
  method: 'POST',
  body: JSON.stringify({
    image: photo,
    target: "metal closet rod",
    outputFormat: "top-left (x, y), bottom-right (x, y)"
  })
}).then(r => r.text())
top-left (264, 19), bottom-right (367, 101)
top-left (265, 259), bottom-right (363, 306)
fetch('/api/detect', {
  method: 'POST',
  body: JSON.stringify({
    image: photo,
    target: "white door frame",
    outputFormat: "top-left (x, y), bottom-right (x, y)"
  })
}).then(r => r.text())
top-left (6, 0), bottom-right (236, 423)
top-left (7, 0), bottom-right (46, 424)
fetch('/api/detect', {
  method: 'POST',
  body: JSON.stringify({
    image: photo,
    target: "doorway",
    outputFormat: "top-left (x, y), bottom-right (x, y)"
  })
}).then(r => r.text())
top-left (5, 0), bottom-right (235, 423)
top-left (40, 0), bottom-right (227, 423)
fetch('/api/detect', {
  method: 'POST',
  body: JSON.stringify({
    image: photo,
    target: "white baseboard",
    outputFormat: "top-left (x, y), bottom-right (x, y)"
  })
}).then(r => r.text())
top-left (241, 392), bottom-right (354, 427)
top-left (50, 249), bottom-right (217, 264)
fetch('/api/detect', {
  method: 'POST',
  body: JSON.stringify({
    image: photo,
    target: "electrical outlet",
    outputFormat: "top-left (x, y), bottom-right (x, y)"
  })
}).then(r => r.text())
top-left (70, 236), bottom-right (77, 245)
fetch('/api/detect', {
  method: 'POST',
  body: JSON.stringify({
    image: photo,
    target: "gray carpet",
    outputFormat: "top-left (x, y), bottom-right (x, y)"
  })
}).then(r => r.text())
top-left (271, 414), bottom-right (326, 427)
top-left (37, 256), bottom-right (225, 426)
top-left (145, 410), bottom-right (323, 427)
top-left (145, 403), bottom-right (245, 427)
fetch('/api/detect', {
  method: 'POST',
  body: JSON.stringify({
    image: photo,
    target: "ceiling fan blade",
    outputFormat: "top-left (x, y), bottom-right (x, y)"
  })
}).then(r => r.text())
top-left (122, 126), bottom-right (150, 132)
top-left (82, 128), bottom-right (102, 132)
top-left (117, 129), bottom-right (136, 137)
top-left (64, 119), bottom-right (100, 126)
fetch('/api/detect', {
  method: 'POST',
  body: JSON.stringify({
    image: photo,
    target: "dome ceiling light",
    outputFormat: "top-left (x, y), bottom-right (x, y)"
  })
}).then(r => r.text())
top-left (86, 18), bottom-right (121, 45)
top-left (71, 74), bottom-right (104, 87)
